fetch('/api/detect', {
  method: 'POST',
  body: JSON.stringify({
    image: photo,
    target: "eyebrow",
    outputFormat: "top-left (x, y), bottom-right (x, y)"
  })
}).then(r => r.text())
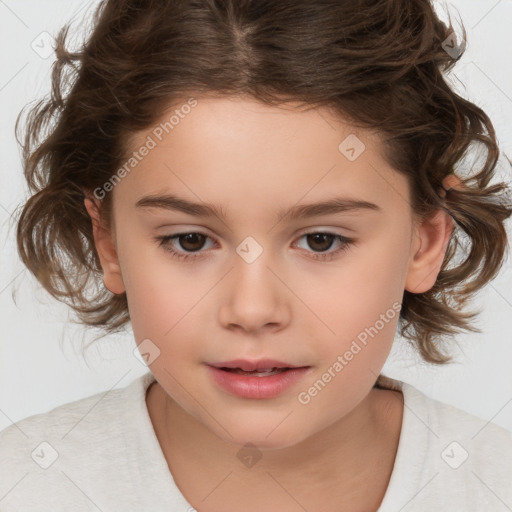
top-left (135, 193), bottom-right (381, 222)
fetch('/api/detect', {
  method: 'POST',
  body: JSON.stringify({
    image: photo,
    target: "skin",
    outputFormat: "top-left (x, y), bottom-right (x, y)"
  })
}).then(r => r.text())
top-left (84, 94), bottom-right (457, 511)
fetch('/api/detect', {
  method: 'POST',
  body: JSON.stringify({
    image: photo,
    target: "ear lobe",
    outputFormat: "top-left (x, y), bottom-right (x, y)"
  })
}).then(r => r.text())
top-left (405, 208), bottom-right (454, 294)
top-left (84, 197), bottom-right (126, 295)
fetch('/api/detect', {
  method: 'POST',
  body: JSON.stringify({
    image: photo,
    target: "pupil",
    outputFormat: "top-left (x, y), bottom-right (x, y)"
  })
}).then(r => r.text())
top-left (180, 233), bottom-right (205, 252)
top-left (308, 233), bottom-right (334, 252)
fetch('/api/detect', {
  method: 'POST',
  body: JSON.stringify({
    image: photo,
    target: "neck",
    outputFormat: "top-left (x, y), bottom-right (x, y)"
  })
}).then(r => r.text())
top-left (146, 381), bottom-right (403, 512)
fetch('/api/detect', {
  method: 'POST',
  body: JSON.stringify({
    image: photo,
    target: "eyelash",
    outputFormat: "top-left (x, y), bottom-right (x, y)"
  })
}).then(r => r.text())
top-left (155, 231), bottom-right (354, 262)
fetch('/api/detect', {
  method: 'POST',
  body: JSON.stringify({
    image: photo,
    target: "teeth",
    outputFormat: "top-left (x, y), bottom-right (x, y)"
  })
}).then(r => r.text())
top-left (226, 367), bottom-right (287, 376)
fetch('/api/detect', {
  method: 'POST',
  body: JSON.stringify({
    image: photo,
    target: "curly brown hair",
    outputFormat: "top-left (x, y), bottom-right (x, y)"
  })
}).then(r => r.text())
top-left (13, 0), bottom-right (512, 364)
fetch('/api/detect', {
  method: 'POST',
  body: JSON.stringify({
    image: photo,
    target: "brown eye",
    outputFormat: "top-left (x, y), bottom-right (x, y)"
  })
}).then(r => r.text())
top-left (294, 232), bottom-right (354, 261)
top-left (156, 232), bottom-right (216, 260)
top-left (177, 233), bottom-right (207, 252)
top-left (305, 233), bottom-right (335, 252)
top-left (156, 230), bottom-right (353, 263)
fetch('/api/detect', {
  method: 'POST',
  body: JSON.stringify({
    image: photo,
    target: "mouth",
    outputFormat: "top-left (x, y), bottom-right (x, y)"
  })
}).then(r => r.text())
top-left (207, 358), bottom-right (309, 374)
top-left (217, 367), bottom-right (299, 376)
top-left (205, 362), bottom-right (312, 399)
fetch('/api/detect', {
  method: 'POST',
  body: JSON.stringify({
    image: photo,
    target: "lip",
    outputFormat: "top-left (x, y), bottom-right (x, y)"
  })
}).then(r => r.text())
top-left (208, 359), bottom-right (303, 371)
top-left (205, 364), bottom-right (312, 399)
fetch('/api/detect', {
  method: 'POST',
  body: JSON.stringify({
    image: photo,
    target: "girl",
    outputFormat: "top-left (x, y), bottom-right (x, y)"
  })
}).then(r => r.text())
top-left (1, 0), bottom-right (511, 511)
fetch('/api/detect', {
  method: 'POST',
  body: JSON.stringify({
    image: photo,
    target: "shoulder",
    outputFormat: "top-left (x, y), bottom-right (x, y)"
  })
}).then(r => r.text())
top-left (406, 381), bottom-right (512, 455)
top-left (1, 379), bottom-right (125, 447)
top-left (377, 376), bottom-right (512, 511)
top-left (0, 371), bottom-right (154, 454)
top-left (378, 374), bottom-right (512, 456)
top-left (0, 372), bottom-right (155, 509)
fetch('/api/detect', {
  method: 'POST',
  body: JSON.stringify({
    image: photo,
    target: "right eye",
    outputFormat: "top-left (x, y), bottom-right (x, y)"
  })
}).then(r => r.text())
top-left (155, 232), bottom-right (217, 261)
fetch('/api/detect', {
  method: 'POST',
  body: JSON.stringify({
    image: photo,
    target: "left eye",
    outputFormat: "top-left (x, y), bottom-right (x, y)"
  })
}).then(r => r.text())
top-left (294, 232), bottom-right (354, 261)
top-left (155, 231), bottom-right (354, 261)
top-left (296, 232), bottom-right (343, 253)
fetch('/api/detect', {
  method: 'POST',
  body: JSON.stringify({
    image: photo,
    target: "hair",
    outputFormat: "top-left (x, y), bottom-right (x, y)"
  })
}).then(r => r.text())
top-left (13, 0), bottom-right (512, 365)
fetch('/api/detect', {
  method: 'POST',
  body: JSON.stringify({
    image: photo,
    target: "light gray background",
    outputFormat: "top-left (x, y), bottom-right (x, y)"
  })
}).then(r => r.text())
top-left (1, 0), bottom-right (511, 432)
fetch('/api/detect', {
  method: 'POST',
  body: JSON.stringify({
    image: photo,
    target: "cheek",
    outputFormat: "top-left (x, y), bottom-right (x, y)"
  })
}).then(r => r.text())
top-left (301, 233), bottom-right (408, 390)
top-left (312, 236), bottom-right (407, 335)
top-left (118, 232), bottom-right (206, 350)
top-left (296, 244), bottom-right (406, 425)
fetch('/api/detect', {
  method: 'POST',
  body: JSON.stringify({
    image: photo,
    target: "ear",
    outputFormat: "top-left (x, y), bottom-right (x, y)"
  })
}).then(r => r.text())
top-left (405, 208), bottom-right (454, 294)
top-left (84, 196), bottom-right (126, 295)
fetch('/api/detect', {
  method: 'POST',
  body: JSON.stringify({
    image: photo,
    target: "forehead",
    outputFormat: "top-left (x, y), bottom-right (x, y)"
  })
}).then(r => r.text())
top-left (117, 95), bottom-right (411, 218)
top-left (126, 94), bottom-right (384, 159)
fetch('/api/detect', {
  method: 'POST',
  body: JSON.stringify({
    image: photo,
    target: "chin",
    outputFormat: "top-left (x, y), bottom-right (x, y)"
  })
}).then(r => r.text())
top-left (211, 423), bottom-right (309, 452)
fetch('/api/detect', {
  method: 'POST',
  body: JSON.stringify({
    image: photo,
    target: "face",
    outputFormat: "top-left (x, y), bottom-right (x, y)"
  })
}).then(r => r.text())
top-left (85, 94), bottom-right (452, 451)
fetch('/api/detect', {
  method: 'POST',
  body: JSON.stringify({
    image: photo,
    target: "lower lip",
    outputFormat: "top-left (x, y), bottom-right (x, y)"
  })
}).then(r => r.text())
top-left (206, 365), bottom-right (311, 399)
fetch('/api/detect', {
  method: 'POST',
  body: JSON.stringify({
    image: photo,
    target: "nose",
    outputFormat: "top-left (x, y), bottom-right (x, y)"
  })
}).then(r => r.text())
top-left (217, 249), bottom-right (291, 334)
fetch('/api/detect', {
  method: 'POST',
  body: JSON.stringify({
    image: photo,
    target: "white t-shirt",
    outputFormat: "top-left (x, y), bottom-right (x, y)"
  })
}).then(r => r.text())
top-left (1, 372), bottom-right (511, 511)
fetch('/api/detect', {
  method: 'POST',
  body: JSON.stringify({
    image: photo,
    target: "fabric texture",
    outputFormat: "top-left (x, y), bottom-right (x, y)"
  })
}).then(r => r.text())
top-left (1, 371), bottom-right (511, 511)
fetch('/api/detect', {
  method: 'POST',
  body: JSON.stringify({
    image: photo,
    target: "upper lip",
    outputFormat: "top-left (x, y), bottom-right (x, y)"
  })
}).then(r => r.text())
top-left (208, 359), bottom-right (307, 371)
